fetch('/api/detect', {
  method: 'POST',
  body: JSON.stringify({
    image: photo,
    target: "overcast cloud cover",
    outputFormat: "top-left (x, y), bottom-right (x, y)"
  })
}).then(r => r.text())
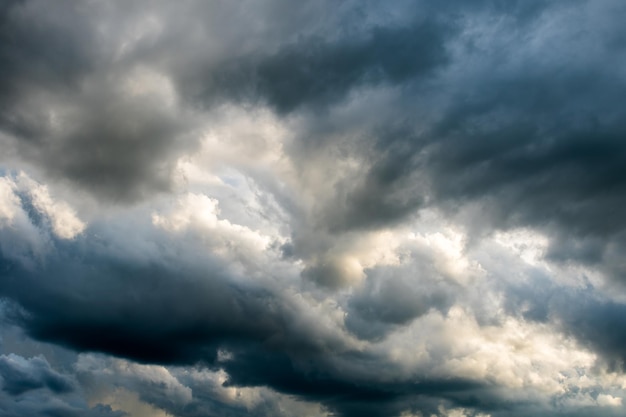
top-left (1, 0), bottom-right (626, 416)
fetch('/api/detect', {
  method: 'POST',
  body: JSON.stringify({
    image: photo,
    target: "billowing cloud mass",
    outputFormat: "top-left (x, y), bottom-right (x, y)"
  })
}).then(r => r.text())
top-left (1, 0), bottom-right (626, 416)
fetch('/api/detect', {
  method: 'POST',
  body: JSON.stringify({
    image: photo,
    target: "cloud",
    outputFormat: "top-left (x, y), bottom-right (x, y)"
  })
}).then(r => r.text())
top-left (1, 0), bottom-right (626, 416)
top-left (0, 354), bottom-right (74, 395)
top-left (189, 21), bottom-right (451, 114)
top-left (0, 0), bottom-right (197, 202)
top-left (0, 354), bottom-right (125, 417)
top-left (1, 182), bottom-right (624, 416)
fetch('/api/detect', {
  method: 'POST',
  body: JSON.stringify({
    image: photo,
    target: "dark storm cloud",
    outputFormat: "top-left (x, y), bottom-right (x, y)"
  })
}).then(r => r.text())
top-left (0, 191), bottom-right (509, 417)
top-left (33, 83), bottom-right (194, 202)
top-left (425, 81), bottom-right (626, 237)
top-left (415, 66), bottom-right (626, 285)
top-left (310, 0), bottom-right (626, 255)
top-left (0, 0), bottom-right (195, 202)
top-left (2, 0), bottom-right (626, 416)
top-left (557, 297), bottom-right (626, 372)
top-left (189, 21), bottom-right (450, 114)
top-left (0, 399), bottom-right (126, 417)
top-left (1, 247), bottom-right (285, 365)
top-left (0, 354), bottom-right (124, 417)
top-left (328, 127), bottom-right (431, 232)
top-left (262, 0), bottom-right (626, 235)
top-left (220, 345), bottom-right (486, 417)
top-left (0, 0), bottom-right (94, 104)
top-left (0, 0), bottom-right (452, 204)
top-left (345, 262), bottom-right (453, 340)
top-left (0, 0), bottom-right (95, 143)
top-left (498, 271), bottom-right (626, 373)
top-left (0, 354), bottom-right (73, 395)
top-left (1, 0), bottom-right (623, 237)
top-left (0, 233), bottom-right (489, 417)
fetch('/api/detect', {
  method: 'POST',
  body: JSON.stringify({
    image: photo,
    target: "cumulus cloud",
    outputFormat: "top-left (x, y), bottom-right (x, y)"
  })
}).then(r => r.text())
top-left (1, 0), bottom-right (626, 416)
top-left (0, 353), bottom-right (125, 417)
top-left (0, 354), bottom-right (74, 395)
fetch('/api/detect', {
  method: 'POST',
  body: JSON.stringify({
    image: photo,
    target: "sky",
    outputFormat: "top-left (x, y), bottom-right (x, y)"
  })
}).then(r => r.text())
top-left (0, 0), bottom-right (626, 416)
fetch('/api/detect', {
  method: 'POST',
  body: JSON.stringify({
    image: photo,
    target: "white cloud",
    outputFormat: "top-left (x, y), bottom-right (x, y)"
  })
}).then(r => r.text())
top-left (152, 192), bottom-right (273, 260)
top-left (0, 176), bottom-right (21, 225)
top-left (16, 172), bottom-right (85, 239)
top-left (598, 394), bottom-right (623, 407)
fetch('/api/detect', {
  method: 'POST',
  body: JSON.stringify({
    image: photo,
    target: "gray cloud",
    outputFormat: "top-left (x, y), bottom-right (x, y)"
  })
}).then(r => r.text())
top-left (0, 354), bottom-right (125, 417)
top-left (0, 354), bottom-right (73, 395)
top-left (0, 399), bottom-right (126, 417)
top-left (188, 21), bottom-right (451, 114)
top-left (0, 176), bottom-right (551, 417)
top-left (501, 276), bottom-right (626, 372)
top-left (0, 0), bottom-right (195, 202)
top-left (345, 261), bottom-right (454, 340)
top-left (1, 0), bottom-right (626, 416)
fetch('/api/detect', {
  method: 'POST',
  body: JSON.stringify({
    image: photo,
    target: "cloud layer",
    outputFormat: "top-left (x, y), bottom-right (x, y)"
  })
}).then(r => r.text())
top-left (1, 0), bottom-right (626, 416)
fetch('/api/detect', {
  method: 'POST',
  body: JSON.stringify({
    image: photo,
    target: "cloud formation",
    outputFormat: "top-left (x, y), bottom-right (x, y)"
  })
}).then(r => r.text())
top-left (1, 0), bottom-right (626, 416)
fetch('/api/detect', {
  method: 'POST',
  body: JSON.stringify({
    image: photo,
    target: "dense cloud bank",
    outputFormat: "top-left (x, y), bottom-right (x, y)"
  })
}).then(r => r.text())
top-left (1, 0), bottom-right (626, 416)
